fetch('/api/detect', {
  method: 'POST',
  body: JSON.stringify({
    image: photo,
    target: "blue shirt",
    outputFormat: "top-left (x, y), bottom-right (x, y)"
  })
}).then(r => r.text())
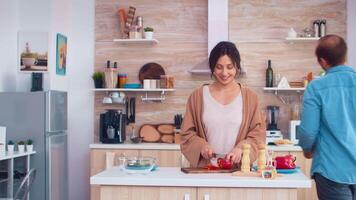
top-left (299, 65), bottom-right (356, 184)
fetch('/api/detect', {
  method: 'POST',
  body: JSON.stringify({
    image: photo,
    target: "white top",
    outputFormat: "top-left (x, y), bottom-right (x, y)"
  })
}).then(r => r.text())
top-left (0, 151), bottom-right (36, 161)
top-left (90, 167), bottom-right (311, 188)
top-left (202, 85), bottom-right (243, 154)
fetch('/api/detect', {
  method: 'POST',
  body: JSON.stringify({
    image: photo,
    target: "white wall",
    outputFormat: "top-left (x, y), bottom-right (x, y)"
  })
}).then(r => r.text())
top-left (67, 0), bottom-right (94, 199)
top-left (0, 0), bottom-right (18, 91)
top-left (1, 1), bottom-right (94, 199)
top-left (16, 0), bottom-right (51, 92)
top-left (347, 0), bottom-right (356, 67)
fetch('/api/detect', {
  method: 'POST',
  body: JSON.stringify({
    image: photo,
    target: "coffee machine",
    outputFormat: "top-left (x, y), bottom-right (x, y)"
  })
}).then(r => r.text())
top-left (100, 109), bottom-right (126, 143)
top-left (266, 106), bottom-right (283, 144)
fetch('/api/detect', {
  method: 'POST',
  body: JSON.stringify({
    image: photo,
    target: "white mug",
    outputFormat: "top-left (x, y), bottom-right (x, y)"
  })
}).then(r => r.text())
top-left (143, 79), bottom-right (151, 89)
top-left (150, 79), bottom-right (157, 89)
top-left (102, 97), bottom-right (112, 104)
top-left (110, 92), bottom-right (119, 99)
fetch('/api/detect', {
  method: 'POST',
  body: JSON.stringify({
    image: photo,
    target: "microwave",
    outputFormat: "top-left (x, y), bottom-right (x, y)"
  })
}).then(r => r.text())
top-left (289, 120), bottom-right (301, 144)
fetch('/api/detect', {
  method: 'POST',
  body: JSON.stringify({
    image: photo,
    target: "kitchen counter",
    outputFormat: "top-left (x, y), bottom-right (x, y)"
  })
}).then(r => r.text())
top-left (90, 142), bottom-right (303, 152)
top-left (91, 167), bottom-right (311, 200)
top-left (91, 166), bottom-right (311, 188)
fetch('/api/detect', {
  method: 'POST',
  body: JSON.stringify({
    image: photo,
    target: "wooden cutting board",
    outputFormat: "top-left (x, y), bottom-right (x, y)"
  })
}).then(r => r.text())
top-left (138, 62), bottom-right (165, 83)
top-left (181, 168), bottom-right (238, 174)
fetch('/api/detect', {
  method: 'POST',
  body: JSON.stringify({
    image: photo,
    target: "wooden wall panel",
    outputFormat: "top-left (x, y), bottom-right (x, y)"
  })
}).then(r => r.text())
top-left (95, 0), bottom-right (346, 141)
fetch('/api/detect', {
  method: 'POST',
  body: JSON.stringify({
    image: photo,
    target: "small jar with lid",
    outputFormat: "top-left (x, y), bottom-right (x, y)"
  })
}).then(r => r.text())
top-left (118, 73), bottom-right (128, 88)
top-left (129, 25), bottom-right (140, 39)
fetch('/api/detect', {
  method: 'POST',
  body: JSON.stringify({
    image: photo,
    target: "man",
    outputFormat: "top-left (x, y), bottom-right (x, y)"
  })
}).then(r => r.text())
top-left (299, 34), bottom-right (356, 200)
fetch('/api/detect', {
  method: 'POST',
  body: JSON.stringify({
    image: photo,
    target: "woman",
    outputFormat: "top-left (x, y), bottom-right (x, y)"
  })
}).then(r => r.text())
top-left (180, 41), bottom-right (266, 168)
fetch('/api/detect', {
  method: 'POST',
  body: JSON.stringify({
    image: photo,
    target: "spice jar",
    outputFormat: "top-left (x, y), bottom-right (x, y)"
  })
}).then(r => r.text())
top-left (118, 73), bottom-right (128, 88)
top-left (129, 25), bottom-right (140, 39)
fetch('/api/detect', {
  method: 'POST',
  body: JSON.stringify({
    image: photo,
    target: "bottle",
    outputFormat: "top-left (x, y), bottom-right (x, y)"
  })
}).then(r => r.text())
top-left (320, 19), bottom-right (326, 37)
top-left (266, 60), bottom-right (273, 87)
top-left (113, 62), bottom-right (118, 88)
top-left (313, 20), bottom-right (320, 38)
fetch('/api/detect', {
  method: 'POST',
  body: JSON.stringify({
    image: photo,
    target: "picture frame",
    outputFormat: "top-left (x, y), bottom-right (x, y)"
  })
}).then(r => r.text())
top-left (56, 33), bottom-right (67, 76)
top-left (18, 32), bottom-right (49, 73)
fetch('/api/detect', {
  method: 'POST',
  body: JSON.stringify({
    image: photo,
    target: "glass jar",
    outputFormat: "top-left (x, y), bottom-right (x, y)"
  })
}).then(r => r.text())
top-left (118, 73), bottom-right (128, 88)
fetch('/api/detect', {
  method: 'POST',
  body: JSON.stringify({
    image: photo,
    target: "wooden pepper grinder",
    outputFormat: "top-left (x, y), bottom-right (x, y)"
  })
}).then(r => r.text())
top-left (257, 143), bottom-right (266, 172)
top-left (241, 143), bottom-right (251, 173)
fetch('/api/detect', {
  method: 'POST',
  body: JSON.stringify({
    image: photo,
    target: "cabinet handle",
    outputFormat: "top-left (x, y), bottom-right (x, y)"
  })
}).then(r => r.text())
top-left (184, 194), bottom-right (190, 200)
top-left (204, 194), bottom-right (210, 200)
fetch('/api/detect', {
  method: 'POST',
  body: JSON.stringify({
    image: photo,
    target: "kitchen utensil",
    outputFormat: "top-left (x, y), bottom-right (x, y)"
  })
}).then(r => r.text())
top-left (174, 114), bottom-right (183, 129)
top-left (125, 6), bottom-right (136, 34)
top-left (266, 106), bottom-right (283, 144)
top-left (99, 109), bottom-right (126, 143)
top-left (102, 97), bottom-right (112, 104)
top-left (181, 168), bottom-right (238, 174)
top-left (138, 63), bottom-right (165, 84)
top-left (117, 8), bottom-right (127, 38)
top-left (276, 166), bottom-right (300, 174)
top-left (125, 97), bottom-right (136, 124)
top-left (123, 83), bottom-right (141, 88)
top-left (123, 156), bottom-right (156, 174)
top-left (143, 79), bottom-right (151, 89)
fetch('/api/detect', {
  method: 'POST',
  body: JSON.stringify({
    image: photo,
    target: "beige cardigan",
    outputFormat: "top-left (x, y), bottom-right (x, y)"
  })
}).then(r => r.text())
top-left (180, 84), bottom-right (266, 167)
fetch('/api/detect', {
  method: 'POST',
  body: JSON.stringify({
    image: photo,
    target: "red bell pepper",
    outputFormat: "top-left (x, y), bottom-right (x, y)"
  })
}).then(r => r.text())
top-left (275, 155), bottom-right (296, 169)
top-left (217, 158), bottom-right (233, 169)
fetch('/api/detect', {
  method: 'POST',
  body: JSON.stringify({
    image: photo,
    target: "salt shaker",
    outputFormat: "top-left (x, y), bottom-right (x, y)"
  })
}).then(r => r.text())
top-left (320, 19), bottom-right (326, 37)
top-left (313, 20), bottom-right (320, 38)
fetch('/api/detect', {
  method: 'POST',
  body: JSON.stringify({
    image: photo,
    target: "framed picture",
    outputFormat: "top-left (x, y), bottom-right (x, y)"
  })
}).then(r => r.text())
top-left (18, 32), bottom-right (49, 73)
top-left (56, 33), bottom-right (67, 76)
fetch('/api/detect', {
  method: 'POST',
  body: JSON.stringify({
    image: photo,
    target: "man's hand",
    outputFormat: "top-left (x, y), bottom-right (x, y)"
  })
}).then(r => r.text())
top-left (226, 147), bottom-right (243, 164)
top-left (303, 151), bottom-right (313, 159)
top-left (201, 144), bottom-right (214, 160)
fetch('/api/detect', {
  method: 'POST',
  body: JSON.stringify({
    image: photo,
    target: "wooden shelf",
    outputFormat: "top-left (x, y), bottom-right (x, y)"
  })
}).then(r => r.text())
top-left (92, 88), bottom-right (175, 92)
top-left (188, 69), bottom-right (211, 74)
top-left (112, 38), bottom-right (158, 45)
top-left (285, 37), bottom-right (320, 42)
top-left (93, 88), bottom-right (175, 102)
top-left (263, 87), bottom-right (305, 92)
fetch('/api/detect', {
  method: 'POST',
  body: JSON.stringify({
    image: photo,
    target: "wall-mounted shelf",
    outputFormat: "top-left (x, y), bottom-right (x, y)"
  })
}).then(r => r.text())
top-left (264, 87), bottom-right (305, 104)
top-left (264, 87), bottom-right (305, 94)
top-left (92, 88), bottom-right (175, 102)
top-left (285, 37), bottom-right (320, 42)
top-left (188, 69), bottom-right (211, 74)
top-left (112, 38), bottom-right (158, 45)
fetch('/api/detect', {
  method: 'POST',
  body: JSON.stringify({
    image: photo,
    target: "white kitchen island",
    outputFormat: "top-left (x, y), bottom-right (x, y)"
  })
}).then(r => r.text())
top-left (91, 166), bottom-right (311, 200)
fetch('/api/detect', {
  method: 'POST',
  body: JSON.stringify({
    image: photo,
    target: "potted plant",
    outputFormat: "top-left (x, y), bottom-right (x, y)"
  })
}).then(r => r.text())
top-left (92, 72), bottom-right (104, 88)
top-left (7, 140), bottom-right (14, 154)
top-left (144, 27), bottom-right (154, 39)
top-left (26, 139), bottom-right (34, 152)
top-left (17, 141), bottom-right (25, 153)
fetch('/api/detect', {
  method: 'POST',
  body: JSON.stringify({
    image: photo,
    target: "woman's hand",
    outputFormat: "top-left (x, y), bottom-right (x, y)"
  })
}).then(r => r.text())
top-left (226, 147), bottom-right (243, 164)
top-left (201, 144), bottom-right (214, 160)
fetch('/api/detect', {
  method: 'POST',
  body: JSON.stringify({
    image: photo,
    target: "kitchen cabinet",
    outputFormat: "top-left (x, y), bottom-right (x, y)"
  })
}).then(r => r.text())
top-left (100, 186), bottom-right (196, 200)
top-left (92, 167), bottom-right (310, 200)
top-left (90, 148), bottom-right (182, 200)
top-left (197, 188), bottom-right (297, 200)
top-left (90, 145), bottom-right (317, 200)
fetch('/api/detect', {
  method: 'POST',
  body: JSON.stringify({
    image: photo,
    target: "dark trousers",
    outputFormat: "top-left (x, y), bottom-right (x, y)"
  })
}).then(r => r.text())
top-left (314, 173), bottom-right (356, 200)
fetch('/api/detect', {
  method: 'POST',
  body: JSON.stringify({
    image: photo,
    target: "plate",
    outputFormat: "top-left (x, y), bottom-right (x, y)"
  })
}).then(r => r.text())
top-left (276, 166), bottom-right (300, 174)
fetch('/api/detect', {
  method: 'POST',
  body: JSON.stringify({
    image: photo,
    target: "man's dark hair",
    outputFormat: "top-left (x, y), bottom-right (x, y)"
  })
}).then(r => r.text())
top-left (315, 34), bottom-right (347, 67)
top-left (209, 41), bottom-right (241, 75)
